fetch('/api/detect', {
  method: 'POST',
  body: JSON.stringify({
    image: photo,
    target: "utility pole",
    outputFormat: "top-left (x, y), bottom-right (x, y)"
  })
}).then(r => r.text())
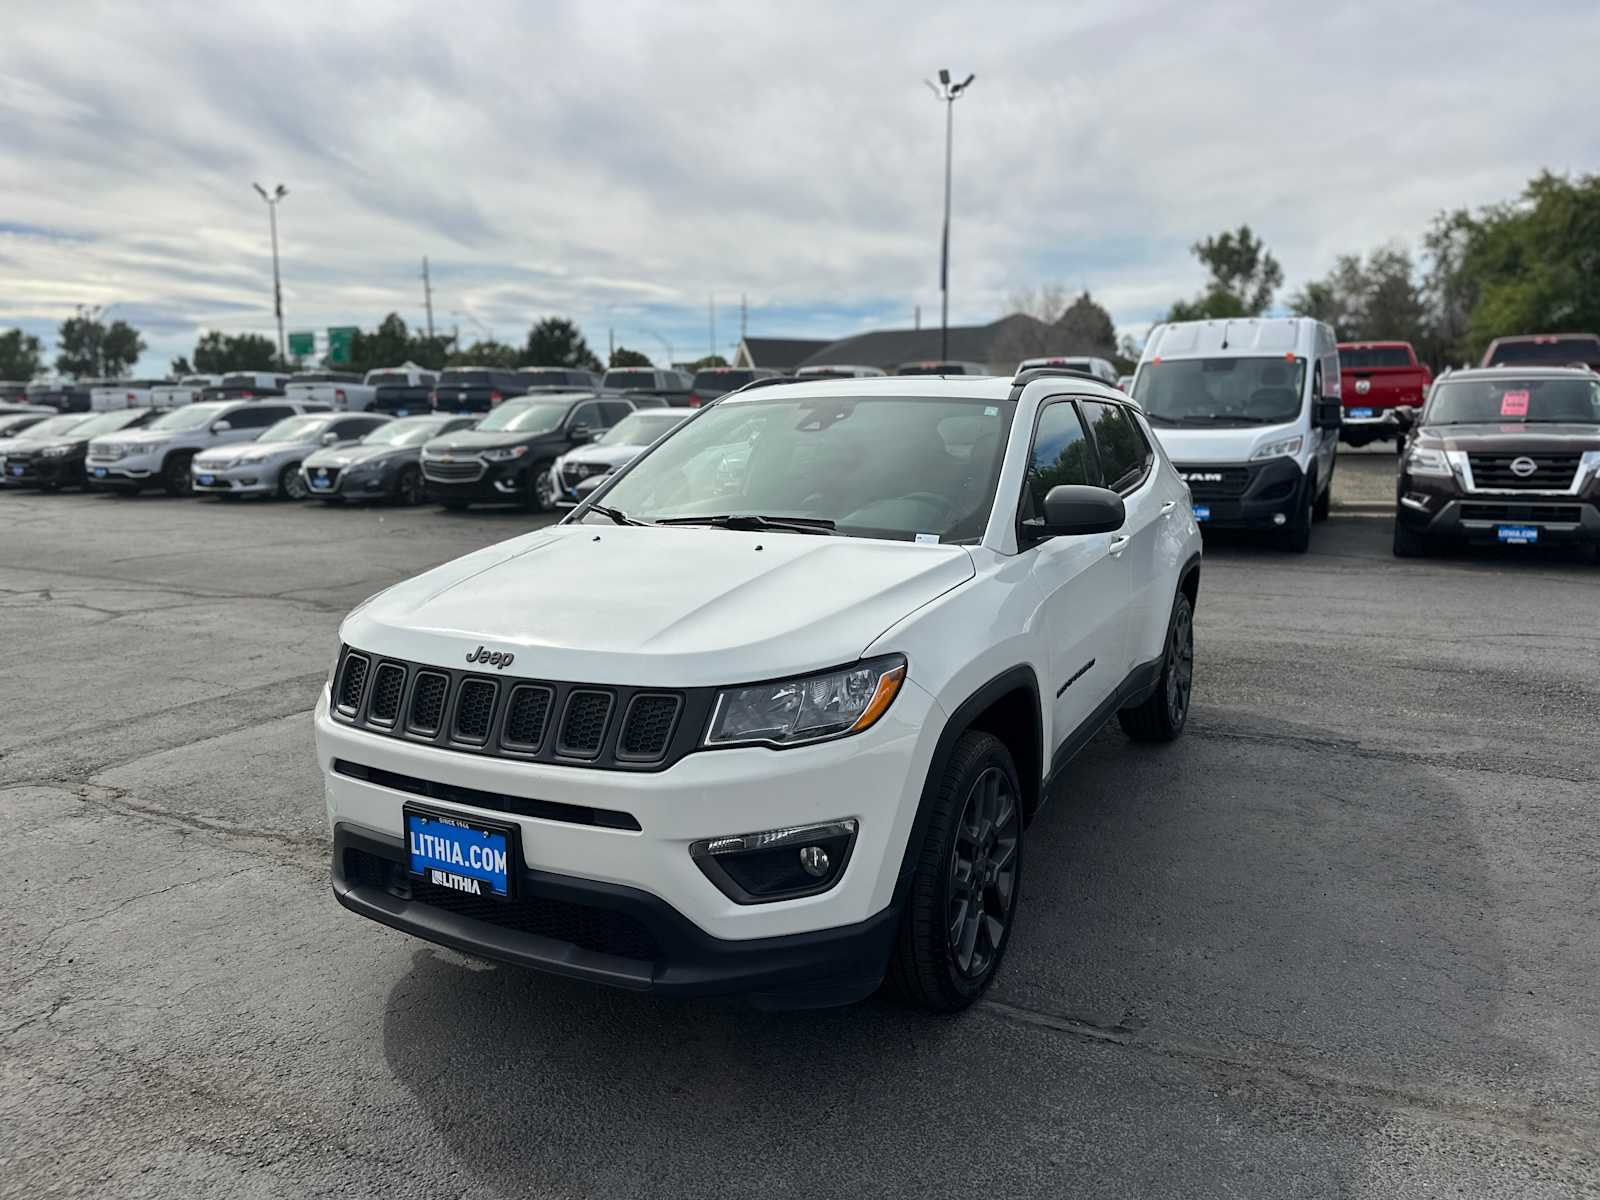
top-left (915, 305), bottom-right (921, 331)
top-left (708, 295), bottom-right (716, 359)
top-left (252, 182), bottom-right (289, 366)
top-left (421, 256), bottom-right (436, 338)
top-left (740, 293), bottom-right (747, 341)
top-left (924, 70), bottom-right (974, 361)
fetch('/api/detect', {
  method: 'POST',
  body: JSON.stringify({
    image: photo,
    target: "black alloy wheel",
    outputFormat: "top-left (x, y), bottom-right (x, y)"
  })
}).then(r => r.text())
top-left (946, 766), bottom-right (1021, 981)
top-left (394, 465), bottom-right (424, 506)
top-left (161, 453), bottom-right (193, 496)
top-left (1119, 590), bottom-right (1195, 742)
top-left (529, 463), bottom-right (556, 512)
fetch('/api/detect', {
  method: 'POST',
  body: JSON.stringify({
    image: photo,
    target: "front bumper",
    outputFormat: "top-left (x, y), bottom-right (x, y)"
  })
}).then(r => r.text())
top-left (1396, 482), bottom-right (1600, 545)
top-left (1177, 456), bottom-right (1307, 531)
top-left (192, 461), bottom-right (281, 495)
top-left (305, 462), bottom-right (396, 499)
top-left (1, 454), bottom-right (79, 486)
top-left (315, 678), bottom-right (942, 997)
top-left (85, 453), bottom-right (160, 486)
top-left (422, 458), bottom-right (529, 503)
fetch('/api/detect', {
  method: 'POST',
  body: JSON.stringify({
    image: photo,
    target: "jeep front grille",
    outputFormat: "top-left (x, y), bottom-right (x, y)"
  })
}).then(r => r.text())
top-left (328, 647), bottom-right (700, 772)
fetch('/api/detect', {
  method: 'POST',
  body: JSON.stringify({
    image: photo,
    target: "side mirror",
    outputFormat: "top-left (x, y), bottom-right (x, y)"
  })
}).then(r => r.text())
top-left (320, 431), bottom-right (339, 445)
top-left (570, 423), bottom-right (593, 442)
top-left (211, 420), bottom-right (232, 432)
top-left (1026, 485), bottom-right (1126, 539)
top-left (1314, 399), bottom-right (1343, 429)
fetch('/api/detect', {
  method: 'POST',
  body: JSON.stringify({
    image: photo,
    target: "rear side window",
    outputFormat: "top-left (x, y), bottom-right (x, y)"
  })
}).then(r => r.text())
top-left (1341, 346), bottom-right (1413, 369)
top-left (1082, 401), bottom-right (1152, 493)
top-left (225, 406), bottom-right (282, 430)
top-left (569, 401), bottom-right (603, 430)
top-left (1021, 401), bottom-right (1097, 523)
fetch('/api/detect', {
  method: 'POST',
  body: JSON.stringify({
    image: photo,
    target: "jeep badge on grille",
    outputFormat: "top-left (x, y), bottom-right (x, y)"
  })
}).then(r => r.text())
top-left (465, 645), bottom-right (516, 669)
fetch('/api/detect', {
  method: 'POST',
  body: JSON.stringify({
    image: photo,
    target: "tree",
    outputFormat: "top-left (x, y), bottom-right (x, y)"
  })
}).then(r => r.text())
top-left (169, 355), bottom-right (194, 376)
top-left (447, 339), bottom-right (520, 368)
top-left (54, 306), bottom-right (147, 378)
top-left (0, 329), bottom-right (44, 380)
top-left (687, 354), bottom-right (728, 371)
top-left (1166, 225), bottom-right (1283, 320)
top-left (1288, 246), bottom-right (1427, 346)
top-left (994, 287), bottom-right (1117, 362)
top-left (522, 318), bottom-right (602, 371)
top-left (192, 330), bottom-right (280, 373)
top-left (344, 313), bottom-right (454, 374)
top-left (609, 346), bottom-right (652, 368)
top-left (1055, 293), bottom-right (1118, 358)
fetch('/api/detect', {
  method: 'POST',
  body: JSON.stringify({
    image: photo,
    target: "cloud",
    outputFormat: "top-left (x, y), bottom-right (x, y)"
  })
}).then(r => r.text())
top-left (2, 0), bottom-right (1598, 374)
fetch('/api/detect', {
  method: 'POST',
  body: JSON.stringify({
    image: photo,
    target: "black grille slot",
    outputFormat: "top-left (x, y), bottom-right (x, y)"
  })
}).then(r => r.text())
top-left (452, 679), bottom-right (497, 743)
top-left (336, 653), bottom-right (369, 713)
top-left (617, 694), bottom-right (681, 762)
top-left (558, 690), bottom-right (614, 758)
top-left (1468, 453), bottom-right (1580, 491)
top-left (411, 876), bottom-right (661, 961)
top-left (1175, 465), bottom-right (1249, 498)
top-left (368, 663), bottom-right (406, 724)
top-left (502, 685), bottom-right (554, 750)
top-left (409, 672), bottom-right (449, 734)
top-left (1461, 503), bottom-right (1583, 523)
top-left (334, 760), bottom-right (640, 830)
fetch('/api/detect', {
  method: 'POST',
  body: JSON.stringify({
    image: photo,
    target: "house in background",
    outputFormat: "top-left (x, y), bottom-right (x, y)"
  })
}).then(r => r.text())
top-left (729, 337), bottom-right (832, 371)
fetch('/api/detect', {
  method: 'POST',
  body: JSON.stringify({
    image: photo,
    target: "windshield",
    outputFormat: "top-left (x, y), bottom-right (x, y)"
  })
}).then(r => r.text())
top-left (1425, 376), bottom-right (1600, 424)
top-left (597, 412), bottom-right (686, 445)
top-left (1134, 357), bottom-right (1307, 425)
top-left (19, 415), bottom-right (87, 439)
top-left (591, 394), bottom-right (1014, 543)
top-left (603, 370), bottom-right (657, 390)
top-left (67, 409), bottom-right (146, 437)
top-left (360, 418), bottom-right (451, 447)
top-left (475, 399), bottom-right (568, 434)
top-left (149, 403), bottom-right (227, 431)
top-left (1488, 337), bottom-right (1600, 366)
top-left (1341, 346), bottom-right (1413, 369)
top-left (258, 415), bottom-right (333, 442)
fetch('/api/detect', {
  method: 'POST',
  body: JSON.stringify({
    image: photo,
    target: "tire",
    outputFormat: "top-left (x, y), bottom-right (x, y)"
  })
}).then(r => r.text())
top-left (1312, 471), bottom-right (1332, 522)
top-left (278, 463), bottom-right (309, 500)
top-left (393, 465), bottom-right (424, 506)
top-left (161, 452), bottom-right (194, 497)
top-left (1392, 520), bottom-right (1428, 558)
top-left (527, 463), bottom-right (556, 513)
top-left (1119, 590), bottom-right (1195, 743)
top-left (887, 730), bottom-right (1023, 1012)
top-left (1281, 474), bottom-right (1314, 553)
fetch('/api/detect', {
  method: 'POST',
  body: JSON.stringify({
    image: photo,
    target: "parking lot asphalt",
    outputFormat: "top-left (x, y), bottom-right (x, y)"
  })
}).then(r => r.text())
top-left (2, 469), bottom-right (1597, 1199)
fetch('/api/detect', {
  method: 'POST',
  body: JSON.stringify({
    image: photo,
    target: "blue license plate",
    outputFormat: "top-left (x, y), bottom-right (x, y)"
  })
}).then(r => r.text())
top-left (93, 467), bottom-right (107, 477)
top-left (395, 409), bottom-right (409, 417)
top-left (406, 809), bottom-right (513, 899)
top-left (197, 473), bottom-right (215, 485)
top-left (311, 476), bottom-right (330, 488)
top-left (1497, 525), bottom-right (1538, 545)
top-left (1193, 504), bottom-right (1211, 521)
top-left (1349, 407), bottom-right (1374, 419)
top-left (10, 466), bottom-right (22, 476)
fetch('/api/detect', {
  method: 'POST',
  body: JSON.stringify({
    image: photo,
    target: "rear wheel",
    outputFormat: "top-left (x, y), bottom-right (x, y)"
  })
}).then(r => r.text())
top-left (1119, 591), bottom-right (1194, 742)
top-left (161, 453), bottom-right (194, 497)
top-left (888, 731), bottom-right (1023, 1012)
top-left (394, 465), bottom-right (424, 506)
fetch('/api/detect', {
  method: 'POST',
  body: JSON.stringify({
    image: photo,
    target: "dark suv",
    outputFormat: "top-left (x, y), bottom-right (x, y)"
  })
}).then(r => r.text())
top-left (431, 367), bottom-right (524, 414)
top-left (516, 367), bottom-right (602, 393)
top-left (687, 367), bottom-right (781, 407)
top-left (1393, 366), bottom-right (1600, 557)
top-left (420, 392), bottom-right (635, 510)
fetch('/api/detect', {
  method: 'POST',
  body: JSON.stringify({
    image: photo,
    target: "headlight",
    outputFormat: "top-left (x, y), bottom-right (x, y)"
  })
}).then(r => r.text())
top-left (704, 655), bottom-right (907, 749)
top-left (1250, 435), bottom-right (1303, 461)
top-left (1404, 446), bottom-right (1451, 477)
top-left (235, 452), bottom-right (271, 465)
top-left (39, 444), bottom-right (74, 458)
top-left (482, 445), bottom-right (528, 462)
top-left (1579, 450), bottom-right (1600, 488)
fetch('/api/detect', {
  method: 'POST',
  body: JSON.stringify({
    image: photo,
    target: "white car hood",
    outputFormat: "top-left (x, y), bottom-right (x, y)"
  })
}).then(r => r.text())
top-left (556, 442), bottom-right (647, 471)
top-left (1147, 421), bottom-right (1301, 464)
top-left (343, 524), bottom-right (975, 687)
top-left (194, 439), bottom-right (312, 464)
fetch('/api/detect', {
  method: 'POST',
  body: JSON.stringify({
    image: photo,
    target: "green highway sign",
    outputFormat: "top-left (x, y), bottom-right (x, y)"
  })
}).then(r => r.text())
top-left (287, 330), bottom-right (316, 358)
top-left (326, 326), bottom-right (359, 365)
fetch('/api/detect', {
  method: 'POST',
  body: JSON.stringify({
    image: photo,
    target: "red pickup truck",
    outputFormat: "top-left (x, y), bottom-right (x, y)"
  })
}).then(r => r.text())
top-left (1337, 341), bottom-right (1432, 446)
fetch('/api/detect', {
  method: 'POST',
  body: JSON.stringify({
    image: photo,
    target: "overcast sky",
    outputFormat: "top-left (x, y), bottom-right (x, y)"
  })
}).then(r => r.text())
top-left (3, 0), bottom-right (1598, 375)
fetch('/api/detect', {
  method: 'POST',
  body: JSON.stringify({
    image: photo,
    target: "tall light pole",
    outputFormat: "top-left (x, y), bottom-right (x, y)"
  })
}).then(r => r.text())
top-left (252, 183), bottom-right (289, 365)
top-left (924, 69), bottom-right (974, 361)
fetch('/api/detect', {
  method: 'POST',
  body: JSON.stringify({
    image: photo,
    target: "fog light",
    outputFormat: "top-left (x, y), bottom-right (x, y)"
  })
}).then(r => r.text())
top-left (691, 820), bottom-right (857, 904)
top-left (1272, 512), bottom-right (1287, 526)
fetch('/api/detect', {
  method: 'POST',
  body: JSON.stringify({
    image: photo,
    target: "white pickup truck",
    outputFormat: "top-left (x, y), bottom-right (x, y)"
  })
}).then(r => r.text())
top-left (151, 375), bottom-right (221, 409)
top-left (87, 379), bottom-right (168, 411)
top-left (286, 371), bottom-right (375, 412)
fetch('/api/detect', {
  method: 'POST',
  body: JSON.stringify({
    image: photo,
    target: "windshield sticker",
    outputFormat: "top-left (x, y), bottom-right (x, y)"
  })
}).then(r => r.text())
top-left (915, 533), bottom-right (940, 544)
top-left (1499, 390), bottom-right (1530, 417)
top-left (984, 406), bottom-right (998, 416)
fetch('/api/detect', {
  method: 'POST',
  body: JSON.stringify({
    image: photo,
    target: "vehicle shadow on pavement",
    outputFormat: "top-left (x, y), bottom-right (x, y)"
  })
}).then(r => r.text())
top-left (378, 715), bottom-right (1551, 1196)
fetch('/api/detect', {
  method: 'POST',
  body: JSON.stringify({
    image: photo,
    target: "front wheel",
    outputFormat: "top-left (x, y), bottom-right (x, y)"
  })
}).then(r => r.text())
top-left (1392, 520), bottom-right (1429, 558)
top-left (161, 453), bottom-right (194, 497)
top-left (393, 465), bottom-right (424, 506)
top-left (1312, 470), bottom-right (1332, 522)
top-left (278, 462), bottom-right (309, 500)
top-left (527, 463), bottom-right (556, 513)
top-left (1119, 590), bottom-right (1194, 742)
top-left (888, 731), bottom-right (1023, 1012)
top-left (1281, 474), bottom-right (1315, 553)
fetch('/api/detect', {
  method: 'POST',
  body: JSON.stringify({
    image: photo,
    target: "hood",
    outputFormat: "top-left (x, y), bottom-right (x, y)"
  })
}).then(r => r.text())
top-left (1147, 420), bottom-right (1303, 464)
top-left (555, 443), bottom-right (643, 470)
top-left (1417, 422), bottom-right (1600, 453)
top-left (194, 438), bottom-right (316, 464)
top-left (303, 442), bottom-right (407, 469)
top-left (107, 427), bottom-right (181, 446)
top-left (342, 524), bottom-right (975, 687)
top-left (425, 429), bottom-right (558, 454)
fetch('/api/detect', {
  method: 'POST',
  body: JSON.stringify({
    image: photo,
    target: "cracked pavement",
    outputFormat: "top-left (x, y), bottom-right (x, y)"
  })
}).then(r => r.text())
top-left (1, 470), bottom-right (1598, 1198)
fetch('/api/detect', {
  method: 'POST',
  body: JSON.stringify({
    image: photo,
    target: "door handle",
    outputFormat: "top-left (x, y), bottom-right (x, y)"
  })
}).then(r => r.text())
top-left (1108, 535), bottom-right (1130, 557)
top-left (1160, 500), bottom-right (1178, 517)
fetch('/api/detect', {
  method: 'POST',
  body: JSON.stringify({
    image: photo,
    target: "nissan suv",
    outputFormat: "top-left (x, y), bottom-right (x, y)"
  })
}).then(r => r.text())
top-left (317, 371), bottom-right (1202, 1011)
top-left (1393, 366), bottom-right (1600, 557)
top-left (86, 398), bottom-right (329, 496)
top-left (421, 392), bottom-right (635, 511)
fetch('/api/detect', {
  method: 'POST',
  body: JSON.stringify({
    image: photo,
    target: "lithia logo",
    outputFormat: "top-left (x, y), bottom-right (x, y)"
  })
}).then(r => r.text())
top-left (465, 645), bottom-right (516, 670)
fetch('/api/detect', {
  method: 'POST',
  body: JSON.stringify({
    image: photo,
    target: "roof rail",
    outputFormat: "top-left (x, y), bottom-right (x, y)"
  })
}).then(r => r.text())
top-left (720, 375), bottom-right (798, 400)
top-left (1011, 366), bottom-right (1112, 388)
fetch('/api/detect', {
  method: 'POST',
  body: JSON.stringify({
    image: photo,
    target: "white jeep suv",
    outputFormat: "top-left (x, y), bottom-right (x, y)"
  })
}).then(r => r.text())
top-left (315, 371), bottom-right (1202, 1010)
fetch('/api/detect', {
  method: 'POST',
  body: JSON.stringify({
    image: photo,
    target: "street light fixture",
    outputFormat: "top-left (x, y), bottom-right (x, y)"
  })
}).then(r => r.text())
top-left (924, 69), bottom-right (975, 361)
top-left (252, 182), bottom-right (289, 366)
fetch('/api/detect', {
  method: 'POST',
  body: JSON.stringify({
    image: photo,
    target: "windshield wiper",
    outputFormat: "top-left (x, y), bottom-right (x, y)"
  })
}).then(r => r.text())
top-left (1143, 413), bottom-right (1181, 426)
top-left (656, 513), bottom-right (838, 535)
top-left (587, 504), bottom-right (648, 526)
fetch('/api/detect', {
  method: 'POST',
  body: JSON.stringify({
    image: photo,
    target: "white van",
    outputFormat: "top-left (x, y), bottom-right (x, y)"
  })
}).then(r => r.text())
top-left (1129, 318), bottom-right (1341, 553)
top-left (1017, 355), bottom-right (1120, 386)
